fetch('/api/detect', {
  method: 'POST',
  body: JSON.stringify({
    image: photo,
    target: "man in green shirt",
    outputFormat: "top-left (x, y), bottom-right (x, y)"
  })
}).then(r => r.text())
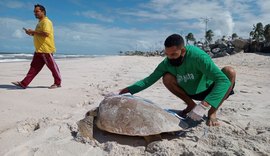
top-left (119, 34), bottom-right (236, 126)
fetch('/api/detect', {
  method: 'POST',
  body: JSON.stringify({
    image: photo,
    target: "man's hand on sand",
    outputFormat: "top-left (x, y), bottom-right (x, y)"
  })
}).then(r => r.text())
top-left (188, 101), bottom-right (210, 121)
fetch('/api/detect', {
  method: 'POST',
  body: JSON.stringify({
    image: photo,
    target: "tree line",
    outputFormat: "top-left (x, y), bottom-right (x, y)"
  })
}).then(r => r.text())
top-left (186, 22), bottom-right (270, 47)
top-left (120, 22), bottom-right (270, 55)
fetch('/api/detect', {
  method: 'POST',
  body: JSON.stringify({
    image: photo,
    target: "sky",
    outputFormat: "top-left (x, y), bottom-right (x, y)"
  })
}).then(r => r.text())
top-left (0, 0), bottom-right (269, 55)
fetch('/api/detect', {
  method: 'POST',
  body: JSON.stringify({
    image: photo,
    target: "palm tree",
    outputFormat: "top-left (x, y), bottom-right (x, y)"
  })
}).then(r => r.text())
top-left (251, 22), bottom-right (264, 42)
top-left (221, 35), bottom-right (227, 42)
top-left (249, 31), bottom-right (254, 39)
top-left (249, 22), bottom-right (264, 52)
top-left (232, 33), bottom-right (238, 40)
top-left (205, 29), bottom-right (214, 44)
top-left (185, 33), bottom-right (196, 45)
top-left (264, 24), bottom-right (270, 47)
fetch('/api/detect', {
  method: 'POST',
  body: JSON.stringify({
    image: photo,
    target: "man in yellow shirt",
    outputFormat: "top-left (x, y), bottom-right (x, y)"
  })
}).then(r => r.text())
top-left (12, 4), bottom-right (61, 89)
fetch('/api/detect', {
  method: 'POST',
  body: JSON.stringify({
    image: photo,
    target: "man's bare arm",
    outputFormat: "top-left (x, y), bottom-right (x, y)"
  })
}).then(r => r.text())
top-left (23, 28), bottom-right (49, 37)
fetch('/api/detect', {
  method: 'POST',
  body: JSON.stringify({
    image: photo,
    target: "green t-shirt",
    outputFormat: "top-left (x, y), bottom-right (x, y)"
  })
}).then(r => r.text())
top-left (127, 45), bottom-right (231, 108)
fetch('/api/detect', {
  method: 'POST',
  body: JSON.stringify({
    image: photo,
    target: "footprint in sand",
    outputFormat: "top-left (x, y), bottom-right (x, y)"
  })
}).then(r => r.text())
top-left (17, 118), bottom-right (40, 133)
top-left (17, 117), bottom-right (53, 133)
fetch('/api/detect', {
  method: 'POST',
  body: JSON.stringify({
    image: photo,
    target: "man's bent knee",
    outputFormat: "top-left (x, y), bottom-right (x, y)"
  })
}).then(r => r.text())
top-left (163, 73), bottom-right (176, 86)
top-left (222, 66), bottom-right (236, 80)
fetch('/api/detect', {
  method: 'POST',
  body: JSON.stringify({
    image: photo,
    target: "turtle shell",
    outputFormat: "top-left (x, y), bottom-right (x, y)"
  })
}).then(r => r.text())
top-left (95, 95), bottom-right (184, 136)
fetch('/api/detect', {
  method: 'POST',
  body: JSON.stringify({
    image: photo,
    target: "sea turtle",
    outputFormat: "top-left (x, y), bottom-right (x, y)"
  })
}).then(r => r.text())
top-left (77, 94), bottom-right (187, 142)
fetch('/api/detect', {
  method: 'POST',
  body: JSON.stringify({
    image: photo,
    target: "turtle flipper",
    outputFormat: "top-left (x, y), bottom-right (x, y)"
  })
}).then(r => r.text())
top-left (143, 134), bottom-right (162, 143)
top-left (77, 108), bottom-right (98, 139)
top-left (77, 116), bottom-right (95, 139)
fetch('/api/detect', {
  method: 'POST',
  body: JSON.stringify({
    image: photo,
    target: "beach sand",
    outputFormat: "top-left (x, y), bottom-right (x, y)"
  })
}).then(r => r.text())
top-left (0, 52), bottom-right (270, 156)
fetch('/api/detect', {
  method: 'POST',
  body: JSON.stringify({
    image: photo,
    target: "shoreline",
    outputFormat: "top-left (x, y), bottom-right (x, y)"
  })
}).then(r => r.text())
top-left (0, 52), bottom-right (120, 63)
top-left (1, 50), bottom-right (269, 63)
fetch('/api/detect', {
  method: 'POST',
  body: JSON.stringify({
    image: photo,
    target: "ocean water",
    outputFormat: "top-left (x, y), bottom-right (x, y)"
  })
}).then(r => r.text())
top-left (0, 52), bottom-right (107, 63)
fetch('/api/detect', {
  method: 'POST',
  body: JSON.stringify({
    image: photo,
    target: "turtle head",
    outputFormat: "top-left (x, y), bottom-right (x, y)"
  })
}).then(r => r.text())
top-left (85, 107), bottom-right (99, 117)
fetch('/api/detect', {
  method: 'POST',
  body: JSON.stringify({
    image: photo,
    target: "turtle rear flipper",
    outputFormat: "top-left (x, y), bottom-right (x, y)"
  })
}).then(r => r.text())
top-left (77, 116), bottom-right (95, 139)
top-left (77, 107), bottom-right (98, 139)
top-left (143, 134), bottom-right (162, 143)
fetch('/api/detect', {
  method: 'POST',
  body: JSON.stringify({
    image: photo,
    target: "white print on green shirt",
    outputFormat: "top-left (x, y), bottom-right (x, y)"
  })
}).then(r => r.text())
top-left (177, 73), bottom-right (194, 83)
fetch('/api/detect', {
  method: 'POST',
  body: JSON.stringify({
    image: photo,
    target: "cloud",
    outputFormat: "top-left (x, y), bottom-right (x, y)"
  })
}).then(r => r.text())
top-left (12, 29), bottom-right (24, 38)
top-left (204, 11), bottom-right (235, 39)
top-left (116, 0), bottom-right (268, 40)
top-left (76, 10), bottom-right (114, 22)
top-left (258, 0), bottom-right (270, 13)
top-left (119, 10), bottom-right (168, 20)
top-left (54, 22), bottom-right (170, 54)
top-left (68, 0), bottom-right (84, 7)
top-left (1, 0), bottom-right (269, 54)
top-left (0, 17), bottom-right (35, 51)
top-left (0, 17), bottom-right (34, 38)
top-left (0, 0), bottom-right (25, 8)
top-left (0, 17), bottom-right (168, 53)
top-left (255, 0), bottom-right (270, 25)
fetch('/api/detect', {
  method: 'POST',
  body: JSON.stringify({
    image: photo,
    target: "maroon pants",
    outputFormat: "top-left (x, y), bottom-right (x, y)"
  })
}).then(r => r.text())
top-left (20, 53), bottom-right (61, 87)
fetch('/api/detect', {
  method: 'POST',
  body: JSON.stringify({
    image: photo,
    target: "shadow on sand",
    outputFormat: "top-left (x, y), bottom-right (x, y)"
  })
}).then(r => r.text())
top-left (73, 112), bottom-right (203, 147)
top-left (0, 84), bottom-right (48, 90)
top-left (91, 126), bottom-right (193, 147)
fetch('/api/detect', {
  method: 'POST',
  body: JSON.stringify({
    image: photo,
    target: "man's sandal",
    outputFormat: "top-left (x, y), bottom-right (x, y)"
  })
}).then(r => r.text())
top-left (49, 84), bottom-right (61, 89)
top-left (11, 81), bottom-right (26, 89)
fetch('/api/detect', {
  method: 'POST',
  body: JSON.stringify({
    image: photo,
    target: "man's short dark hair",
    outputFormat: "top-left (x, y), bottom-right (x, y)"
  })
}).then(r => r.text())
top-left (164, 34), bottom-right (184, 48)
top-left (35, 4), bottom-right (46, 15)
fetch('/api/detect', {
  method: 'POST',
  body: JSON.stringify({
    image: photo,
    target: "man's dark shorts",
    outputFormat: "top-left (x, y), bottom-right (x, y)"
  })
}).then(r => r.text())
top-left (188, 83), bottom-right (235, 101)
